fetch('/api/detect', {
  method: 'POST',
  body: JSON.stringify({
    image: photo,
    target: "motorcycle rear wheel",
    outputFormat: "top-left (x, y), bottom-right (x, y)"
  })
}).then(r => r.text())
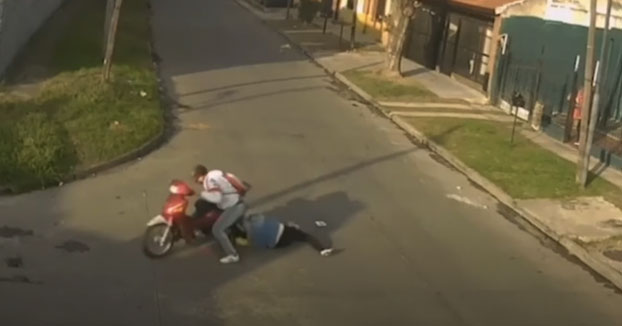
top-left (142, 223), bottom-right (176, 259)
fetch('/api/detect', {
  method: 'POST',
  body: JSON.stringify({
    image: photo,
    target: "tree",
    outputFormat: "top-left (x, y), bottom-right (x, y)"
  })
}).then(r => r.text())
top-left (103, 0), bottom-right (124, 82)
top-left (384, 0), bottom-right (419, 75)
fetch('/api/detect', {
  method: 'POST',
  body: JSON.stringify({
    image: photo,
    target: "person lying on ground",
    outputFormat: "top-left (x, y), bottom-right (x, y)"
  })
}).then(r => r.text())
top-left (232, 213), bottom-right (334, 257)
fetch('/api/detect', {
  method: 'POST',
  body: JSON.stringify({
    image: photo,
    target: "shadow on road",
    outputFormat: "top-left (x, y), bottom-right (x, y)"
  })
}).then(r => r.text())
top-left (0, 189), bottom-right (363, 325)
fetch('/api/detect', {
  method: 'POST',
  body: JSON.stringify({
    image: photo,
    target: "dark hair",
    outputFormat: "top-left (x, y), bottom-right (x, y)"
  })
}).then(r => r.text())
top-left (193, 164), bottom-right (208, 178)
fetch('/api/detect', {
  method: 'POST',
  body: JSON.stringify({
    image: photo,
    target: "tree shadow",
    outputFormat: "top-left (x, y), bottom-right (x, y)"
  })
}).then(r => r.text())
top-left (178, 85), bottom-right (329, 113)
top-left (0, 190), bottom-right (363, 325)
top-left (1, 144), bottom-right (415, 324)
top-left (401, 67), bottom-right (427, 78)
top-left (586, 161), bottom-right (609, 186)
top-left (4, 0), bottom-right (153, 87)
top-left (428, 125), bottom-right (463, 145)
top-left (151, 191), bottom-right (364, 324)
top-left (249, 148), bottom-right (417, 207)
top-left (177, 74), bottom-right (326, 98)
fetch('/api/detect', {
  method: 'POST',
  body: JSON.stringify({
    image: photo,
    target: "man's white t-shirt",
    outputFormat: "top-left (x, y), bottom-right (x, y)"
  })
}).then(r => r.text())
top-left (201, 170), bottom-right (240, 210)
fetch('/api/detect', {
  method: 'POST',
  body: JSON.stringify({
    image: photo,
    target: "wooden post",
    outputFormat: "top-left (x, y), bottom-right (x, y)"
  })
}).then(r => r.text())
top-left (103, 0), bottom-right (124, 82)
top-left (333, 0), bottom-right (341, 21)
top-left (350, 0), bottom-right (357, 49)
top-left (576, 0), bottom-right (597, 185)
top-left (286, 0), bottom-right (292, 20)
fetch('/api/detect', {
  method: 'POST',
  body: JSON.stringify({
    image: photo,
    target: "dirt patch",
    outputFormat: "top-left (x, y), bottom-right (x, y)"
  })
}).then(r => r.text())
top-left (604, 249), bottom-right (622, 262)
top-left (0, 275), bottom-right (42, 285)
top-left (55, 240), bottom-right (90, 253)
top-left (0, 226), bottom-right (34, 238)
top-left (4, 256), bottom-right (23, 268)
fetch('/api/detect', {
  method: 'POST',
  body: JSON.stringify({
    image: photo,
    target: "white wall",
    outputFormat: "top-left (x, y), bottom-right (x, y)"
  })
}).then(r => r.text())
top-left (504, 0), bottom-right (622, 29)
top-left (0, 0), bottom-right (65, 78)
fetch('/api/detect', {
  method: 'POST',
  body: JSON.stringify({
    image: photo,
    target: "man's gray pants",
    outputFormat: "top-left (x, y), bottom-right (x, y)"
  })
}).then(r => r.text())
top-left (212, 202), bottom-right (247, 256)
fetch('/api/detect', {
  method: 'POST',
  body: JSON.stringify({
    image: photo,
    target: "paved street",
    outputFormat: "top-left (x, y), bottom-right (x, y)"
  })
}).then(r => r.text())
top-left (1, 0), bottom-right (622, 325)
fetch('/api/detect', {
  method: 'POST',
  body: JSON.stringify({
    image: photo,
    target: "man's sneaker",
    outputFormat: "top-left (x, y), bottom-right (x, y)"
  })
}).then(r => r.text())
top-left (320, 249), bottom-right (334, 257)
top-left (235, 237), bottom-right (249, 246)
top-left (286, 222), bottom-right (301, 229)
top-left (219, 255), bottom-right (240, 264)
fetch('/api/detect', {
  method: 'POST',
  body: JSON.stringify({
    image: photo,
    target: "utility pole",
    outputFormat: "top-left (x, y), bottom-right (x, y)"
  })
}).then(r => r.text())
top-left (580, 0), bottom-right (613, 187)
top-left (103, 0), bottom-right (123, 82)
top-left (576, 0), bottom-right (597, 185)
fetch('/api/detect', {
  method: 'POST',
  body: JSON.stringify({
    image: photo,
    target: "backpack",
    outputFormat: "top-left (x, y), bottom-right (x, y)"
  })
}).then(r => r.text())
top-left (224, 172), bottom-right (251, 196)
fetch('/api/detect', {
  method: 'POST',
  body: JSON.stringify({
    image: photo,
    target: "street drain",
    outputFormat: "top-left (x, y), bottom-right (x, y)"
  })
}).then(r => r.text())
top-left (4, 257), bottom-right (23, 268)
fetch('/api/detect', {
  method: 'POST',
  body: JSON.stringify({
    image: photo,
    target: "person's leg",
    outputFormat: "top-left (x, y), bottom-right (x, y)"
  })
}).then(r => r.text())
top-left (192, 199), bottom-right (212, 219)
top-left (212, 202), bottom-right (247, 261)
top-left (298, 229), bottom-right (328, 252)
top-left (275, 225), bottom-right (297, 248)
top-left (277, 226), bottom-right (328, 252)
top-left (230, 222), bottom-right (247, 239)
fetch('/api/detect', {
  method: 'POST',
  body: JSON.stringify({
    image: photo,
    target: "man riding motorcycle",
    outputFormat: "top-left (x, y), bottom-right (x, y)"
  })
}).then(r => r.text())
top-left (193, 164), bottom-right (249, 264)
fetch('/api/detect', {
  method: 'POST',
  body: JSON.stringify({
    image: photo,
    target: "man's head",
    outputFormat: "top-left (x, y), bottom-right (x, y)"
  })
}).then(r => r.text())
top-left (193, 164), bottom-right (208, 184)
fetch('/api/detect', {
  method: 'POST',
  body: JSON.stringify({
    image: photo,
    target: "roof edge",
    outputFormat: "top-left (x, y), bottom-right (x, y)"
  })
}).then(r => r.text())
top-left (495, 0), bottom-right (527, 15)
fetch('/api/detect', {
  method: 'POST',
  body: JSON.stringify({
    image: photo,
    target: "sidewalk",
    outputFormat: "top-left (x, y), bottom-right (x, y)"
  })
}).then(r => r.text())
top-left (235, 0), bottom-right (622, 290)
top-left (238, 0), bottom-right (486, 103)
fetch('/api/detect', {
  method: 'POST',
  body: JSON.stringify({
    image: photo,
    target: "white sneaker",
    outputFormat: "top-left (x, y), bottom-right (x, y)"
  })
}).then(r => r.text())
top-left (219, 255), bottom-right (240, 264)
top-left (320, 249), bottom-right (334, 257)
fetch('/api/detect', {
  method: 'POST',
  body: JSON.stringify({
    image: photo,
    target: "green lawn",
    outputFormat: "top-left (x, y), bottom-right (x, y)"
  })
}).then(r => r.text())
top-left (406, 117), bottom-right (622, 208)
top-left (343, 70), bottom-right (439, 102)
top-left (0, 0), bottom-right (163, 192)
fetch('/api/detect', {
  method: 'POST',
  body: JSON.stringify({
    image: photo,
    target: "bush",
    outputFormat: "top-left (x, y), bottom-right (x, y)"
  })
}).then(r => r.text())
top-left (298, 0), bottom-right (321, 23)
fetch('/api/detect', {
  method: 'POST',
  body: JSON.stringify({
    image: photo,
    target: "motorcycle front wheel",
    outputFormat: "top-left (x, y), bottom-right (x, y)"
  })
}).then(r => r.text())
top-left (142, 223), bottom-right (176, 259)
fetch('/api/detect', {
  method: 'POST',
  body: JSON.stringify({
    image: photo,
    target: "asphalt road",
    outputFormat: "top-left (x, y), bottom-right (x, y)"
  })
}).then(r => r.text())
top-left (1, 0), bottom-right (622, 325)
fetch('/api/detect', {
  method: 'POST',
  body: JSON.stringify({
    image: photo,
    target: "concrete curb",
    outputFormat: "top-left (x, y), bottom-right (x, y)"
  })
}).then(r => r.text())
top-left (390, 107), bottom-right (622, 292)
top-left (233, 0), bottom-right (622, 291)
top-left (379, 101), bottom-right (474, 109)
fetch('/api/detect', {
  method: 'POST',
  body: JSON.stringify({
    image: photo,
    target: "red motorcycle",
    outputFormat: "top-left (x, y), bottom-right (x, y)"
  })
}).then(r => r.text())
top-left (142, 180), bottom-right (223, 258)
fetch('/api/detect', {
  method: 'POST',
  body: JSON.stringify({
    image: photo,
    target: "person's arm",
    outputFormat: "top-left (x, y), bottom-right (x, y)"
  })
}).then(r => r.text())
top-left (200, 176), bottom-right (223, 203)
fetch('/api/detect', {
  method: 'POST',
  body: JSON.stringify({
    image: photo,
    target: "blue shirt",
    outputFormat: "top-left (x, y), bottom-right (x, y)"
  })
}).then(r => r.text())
top-left (243, 214), bottom-right (283, 249)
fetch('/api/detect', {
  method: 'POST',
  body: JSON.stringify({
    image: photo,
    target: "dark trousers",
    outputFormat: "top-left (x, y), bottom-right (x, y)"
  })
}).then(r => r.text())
top-left (276, 226), bottom-right (326, 252)
top-left (192, 199), bottom-right (218, 219)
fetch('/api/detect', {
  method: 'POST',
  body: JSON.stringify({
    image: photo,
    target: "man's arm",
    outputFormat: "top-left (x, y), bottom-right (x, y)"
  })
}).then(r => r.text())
top-left (200, 176), bottom-right (223, 203)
